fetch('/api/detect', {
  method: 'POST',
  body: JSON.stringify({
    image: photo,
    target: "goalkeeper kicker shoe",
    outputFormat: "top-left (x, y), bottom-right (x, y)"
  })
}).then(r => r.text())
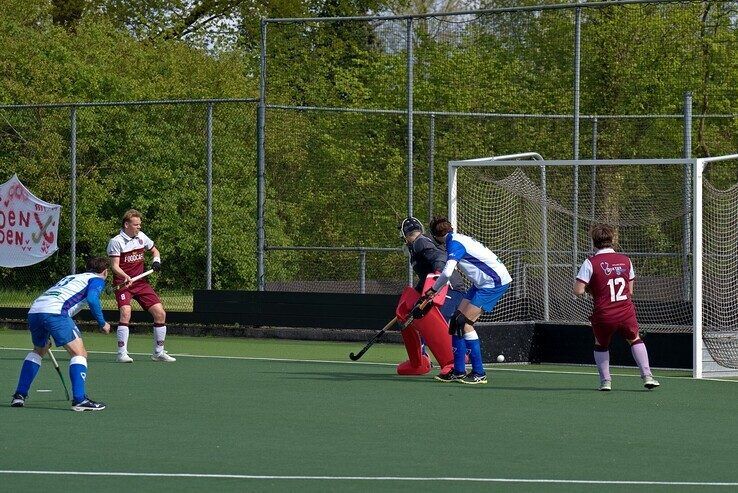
top-left (642, 375), bottom-right (660, 389)
top-left (71, 396), bottom-right (106, 412)
top-left (460, 372), bottom-right (488, 385)
top-left (434, 370), bottom-right (466, 383)
top-left (598, 380), bottom-right (612, 391)
top-left (10, 393), bottom-right (26, 407)
top-left (116, 352), bottom-right (134, 363)
top-left (151, 351), bottom-right (176, 362)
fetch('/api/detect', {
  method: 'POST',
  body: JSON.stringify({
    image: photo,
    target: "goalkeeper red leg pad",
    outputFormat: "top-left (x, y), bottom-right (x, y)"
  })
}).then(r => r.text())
top-left (397, 354), bottom-right (431, 375)
top-left (398, 326), bottom-right (424, 369)
top-left (412, 307), bottom-right (454, 369)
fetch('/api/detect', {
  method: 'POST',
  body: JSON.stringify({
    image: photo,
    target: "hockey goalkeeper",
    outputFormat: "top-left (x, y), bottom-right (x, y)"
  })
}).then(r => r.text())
top-left (395, 217), bottom-right (464, 377)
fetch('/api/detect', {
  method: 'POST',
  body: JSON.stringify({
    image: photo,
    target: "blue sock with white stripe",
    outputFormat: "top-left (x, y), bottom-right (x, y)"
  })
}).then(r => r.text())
top-left (69, 356), bottom-right (88, 402)
top-left (464, 331), bottom-right (485, 375)
top-left (452, 336), bottom-right (466, 374)
top-left (15, 352), bottom-right (42, 396)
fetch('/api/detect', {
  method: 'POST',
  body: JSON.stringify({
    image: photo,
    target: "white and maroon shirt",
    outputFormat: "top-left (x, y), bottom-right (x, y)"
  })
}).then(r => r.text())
top-left (576, 247), bottom-right (636, 324)
top-left (107, 230), bottom-right (154, 285)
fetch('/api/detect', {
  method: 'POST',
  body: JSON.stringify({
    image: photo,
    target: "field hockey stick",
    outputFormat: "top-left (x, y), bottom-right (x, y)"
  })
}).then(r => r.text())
top-left (348, 296), bottom-right (434, 361)
top-left (110, 269), bottom-right (154, 292)
top-left (349, 316), bottom-right (398, 361)
top-left (46, 344), bottom-right (70, 401)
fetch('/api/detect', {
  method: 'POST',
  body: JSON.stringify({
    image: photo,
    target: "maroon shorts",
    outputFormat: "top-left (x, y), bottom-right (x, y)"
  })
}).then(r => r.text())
top-left (115, 281), bottom-right (162, 311)
top-left (591, 314), bottom-right (640, 346)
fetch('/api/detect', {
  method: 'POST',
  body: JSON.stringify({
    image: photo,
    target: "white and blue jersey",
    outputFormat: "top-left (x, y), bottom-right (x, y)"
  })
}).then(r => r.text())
top-left (29, 273), bottom-right (106, 327)
top-left (444, 232), bottom-right (511, 289)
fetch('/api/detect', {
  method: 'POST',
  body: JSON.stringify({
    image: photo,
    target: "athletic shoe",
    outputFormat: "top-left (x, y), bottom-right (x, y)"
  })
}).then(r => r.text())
top-left (598, 380), bottom-right (612, 391)
top-left (71, 396), bottom-right (106, 412)
top-left (116, 353), bottom-right (134, 363)
top-left (151, 351), bottom-right (176, 362)
top-left (434, 370), bottom-right (466, 383)
top-left (642, 375), bottom-right (660, 389)
top-left (460, 372), bottom-right (488, 385)
top-left (10, 393), bottom-right (25, 407)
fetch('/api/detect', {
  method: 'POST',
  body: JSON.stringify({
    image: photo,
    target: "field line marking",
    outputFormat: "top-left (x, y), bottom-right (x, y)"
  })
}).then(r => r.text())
top-left (0, 345), bottom-right (733, 383)
top-left (0, 470), bottom-right (736, 486)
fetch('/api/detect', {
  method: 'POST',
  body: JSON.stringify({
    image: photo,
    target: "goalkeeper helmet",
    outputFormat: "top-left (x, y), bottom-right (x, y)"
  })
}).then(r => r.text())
top-left (399, 216), bottom-right (423, 238)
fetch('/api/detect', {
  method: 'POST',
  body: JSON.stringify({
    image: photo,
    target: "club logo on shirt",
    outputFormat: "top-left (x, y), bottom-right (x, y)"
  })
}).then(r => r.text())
top-left (600, 261), bottom-right (625, 276)
top-left (124, 252), bottom-right (144, 263)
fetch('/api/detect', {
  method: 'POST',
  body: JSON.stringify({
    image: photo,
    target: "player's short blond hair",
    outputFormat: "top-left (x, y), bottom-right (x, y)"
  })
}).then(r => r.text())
top-left (121, 209), bottom-right (142, 228)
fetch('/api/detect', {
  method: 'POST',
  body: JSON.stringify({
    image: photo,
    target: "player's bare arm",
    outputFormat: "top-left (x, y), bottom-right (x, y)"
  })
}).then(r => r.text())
top-left (573, 280), bottom-right (587, 297)
top-left (109, 256), bottom-right (131, 285)
top-left (150, 246), bottom-right (161, 271)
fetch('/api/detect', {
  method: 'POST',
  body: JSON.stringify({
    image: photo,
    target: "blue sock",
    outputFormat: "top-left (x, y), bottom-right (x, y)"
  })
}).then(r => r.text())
top-left (464, 331), bottom-right (485, 375)
top-left (69, 356), bottom-right (88, 402)
top-left (452, 336), bottom-right (466, 374)
top-left (15, 352), bottom-right (42, 396)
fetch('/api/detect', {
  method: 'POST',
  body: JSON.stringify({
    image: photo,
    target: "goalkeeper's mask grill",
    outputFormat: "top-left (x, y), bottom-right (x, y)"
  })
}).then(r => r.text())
top-left (399, 216), bottom-right (423, 238)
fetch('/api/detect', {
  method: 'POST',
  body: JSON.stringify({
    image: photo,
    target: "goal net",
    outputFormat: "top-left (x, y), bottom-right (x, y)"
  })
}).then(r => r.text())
top-left (448, 153), bottom-right (738, 378)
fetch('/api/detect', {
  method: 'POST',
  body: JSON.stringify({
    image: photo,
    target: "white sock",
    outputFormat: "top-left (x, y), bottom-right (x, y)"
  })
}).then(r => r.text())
top-left (117, 326), bottom-right (129, 354)
top-left (153, 325), bottom-right (167, 354)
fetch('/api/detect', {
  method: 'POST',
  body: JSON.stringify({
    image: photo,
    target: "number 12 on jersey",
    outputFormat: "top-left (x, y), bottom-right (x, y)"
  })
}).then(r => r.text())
top-left (607, 277), bottom-right (627, 302)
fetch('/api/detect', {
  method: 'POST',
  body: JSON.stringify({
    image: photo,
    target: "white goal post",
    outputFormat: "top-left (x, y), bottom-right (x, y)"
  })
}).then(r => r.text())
top-left (448, 152), bottom-right (738, 379)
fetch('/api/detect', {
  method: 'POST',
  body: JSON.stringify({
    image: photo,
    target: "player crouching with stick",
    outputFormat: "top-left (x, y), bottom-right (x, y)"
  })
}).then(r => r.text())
top-left (396, 217), bottom-right (464, 377)
top-left (108, 209), bottom-right (175, 363)
top-left (573, 224), bottom-right (659, 391)
top-left (10, 257), bottom-right (111, 411)
top-left (422, 217), bottom-right (512, 385)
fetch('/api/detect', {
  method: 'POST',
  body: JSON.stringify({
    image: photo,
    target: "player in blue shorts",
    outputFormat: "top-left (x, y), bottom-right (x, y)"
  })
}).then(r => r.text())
top-left (10, 257), bottom-right (111, 411)
top-left (423, 217), bottom-right (512, 385)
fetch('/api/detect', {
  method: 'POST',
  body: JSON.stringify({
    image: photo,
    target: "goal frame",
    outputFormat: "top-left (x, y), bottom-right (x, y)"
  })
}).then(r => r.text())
top-left (448, 152), bottom-right (738, 379)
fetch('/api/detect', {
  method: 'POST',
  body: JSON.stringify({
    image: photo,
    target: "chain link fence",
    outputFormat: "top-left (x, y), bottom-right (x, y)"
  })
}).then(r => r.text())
top-left (2, 1), bottom-right (738, 315)
top-left (1, 100), bottom-right (257, 312)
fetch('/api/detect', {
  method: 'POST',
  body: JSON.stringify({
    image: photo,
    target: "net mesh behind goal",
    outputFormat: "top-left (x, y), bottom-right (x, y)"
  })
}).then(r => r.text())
top-left (455, 161), bottom-right (692, 329)
top-left (702, 177), bottom-right (738, 369)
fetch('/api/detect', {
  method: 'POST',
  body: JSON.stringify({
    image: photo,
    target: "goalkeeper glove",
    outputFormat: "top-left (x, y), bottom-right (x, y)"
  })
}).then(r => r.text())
top-left (410, 290), bottom-right (435, 320)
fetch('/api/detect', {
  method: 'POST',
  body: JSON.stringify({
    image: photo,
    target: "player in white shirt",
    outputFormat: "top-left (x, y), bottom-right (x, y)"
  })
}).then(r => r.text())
top-left (11, 257), bottom-right (111, 411)
top-left (107, 209), bottom-right (174, 363)
top-left (423, 217), bottom-right (512, 385)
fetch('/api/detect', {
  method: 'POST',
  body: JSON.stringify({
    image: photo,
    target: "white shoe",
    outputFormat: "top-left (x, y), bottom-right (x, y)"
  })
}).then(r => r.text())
top-left (643, 375), bottom-right (660, 389)
top-left (151, 351), bottom-right (176, 362)
top-left (116, 353), bottom-right (134, 363)
top-left (598, 380), bottom-right (612, 391)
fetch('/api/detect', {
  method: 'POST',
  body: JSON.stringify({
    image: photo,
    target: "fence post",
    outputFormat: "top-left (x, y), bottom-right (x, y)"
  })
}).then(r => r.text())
top-left (590, 116), bottom-right (598, 224)
top-left (572, 5), bottom-right (582, 275)
top-left (429, 113), bottom-right (435, 222)
top-left (406, 17), bottom-right (414, 286)
top-left (70, 106), bottom-right (77, 274)
top-left (205, 103), bottom-right (213, 289)
top-left (683, 91), bottom-right (693, 300)
top-left (257, 20), bottom-right (267, 291)
top-left (359, 249), bottom-right (366, 294)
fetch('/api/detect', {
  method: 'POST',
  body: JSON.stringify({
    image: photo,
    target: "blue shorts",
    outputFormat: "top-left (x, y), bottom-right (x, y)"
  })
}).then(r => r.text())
top-left (464, 283), bottom-right (510, 313)
top-left (28, 313), bottom-right (81, 348)
top-left (439, 289), bottom-right (465, 321)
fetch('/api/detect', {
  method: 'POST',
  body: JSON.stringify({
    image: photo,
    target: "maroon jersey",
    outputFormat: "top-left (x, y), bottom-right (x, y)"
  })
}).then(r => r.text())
top-left (106, 230), bottom-right (155, 285)
top-left (576, 248), bottom-right (636, 324)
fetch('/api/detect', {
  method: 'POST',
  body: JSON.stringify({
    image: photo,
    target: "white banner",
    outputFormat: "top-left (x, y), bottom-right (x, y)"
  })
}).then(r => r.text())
top-left (0, 174), bottom-right (61, 267)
